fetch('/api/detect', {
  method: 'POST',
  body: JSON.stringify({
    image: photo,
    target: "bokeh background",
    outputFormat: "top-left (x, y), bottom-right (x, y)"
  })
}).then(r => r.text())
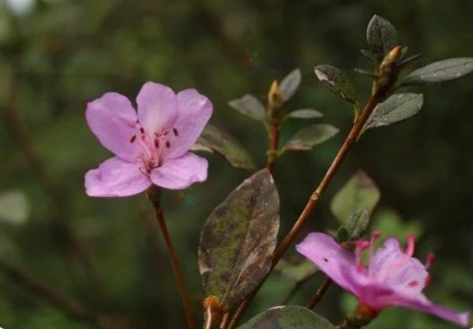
top-left (0, 0), bottom-right (472, 328)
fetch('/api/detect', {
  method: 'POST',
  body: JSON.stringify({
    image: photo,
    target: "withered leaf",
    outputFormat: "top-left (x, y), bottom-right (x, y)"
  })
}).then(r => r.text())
top-left (198, 169), bottom-right (279, 311)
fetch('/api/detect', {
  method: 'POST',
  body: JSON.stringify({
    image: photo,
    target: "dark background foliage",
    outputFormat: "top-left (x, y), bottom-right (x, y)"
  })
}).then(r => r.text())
top-left (0, 0), bottom-right (471, 328)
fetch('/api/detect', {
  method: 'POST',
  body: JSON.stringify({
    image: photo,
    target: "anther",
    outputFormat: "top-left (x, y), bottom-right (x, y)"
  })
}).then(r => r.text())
top-left (140, 127), bottom-right (145, 134)
top-left (129, 135), bottom-right (136, 143)
top-left (408, 280), bottom-right (419, 287)
top-left (165, 140), bottom-right (171, 148)
top-left (154, 139), bottom-right (160, 148)
top-left (425, 252), bottom-right (435, 270)
top-left (173, 128), bottom-right (179, 137)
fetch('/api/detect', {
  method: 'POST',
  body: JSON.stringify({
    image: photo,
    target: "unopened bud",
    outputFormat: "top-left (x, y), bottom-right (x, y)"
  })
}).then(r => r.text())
top-left (372, 45), bottom-right (403, 97)
top-left (268, 80), bottom-right (282, 111)
top-left (380, 45), bottom-right (402, 69)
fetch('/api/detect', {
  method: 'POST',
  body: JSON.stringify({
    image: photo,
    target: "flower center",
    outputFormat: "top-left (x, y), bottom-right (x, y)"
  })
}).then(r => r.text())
top-left (128, 125), bottom-right (180, 174)
top-left (354, 233), bottom-right (435, 290)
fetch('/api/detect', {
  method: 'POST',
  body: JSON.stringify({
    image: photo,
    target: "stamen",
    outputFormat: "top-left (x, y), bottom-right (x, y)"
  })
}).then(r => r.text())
top-left (140, 127), bottom-right (145, 134)
top-left (155, 139), bottom-right (160, 148)
top-left (165, 140), bottom-right (171, 148)
top-left (129, 135), bottom-right (136, 143)
top-left (404, 235), bottom-right (415, 257)
top-left (368, 231), bottom-right (382, 276)
top-left (424, 252), bottom-right (435, 270)
top-left (355, 240), bottom-right (370, 272)
top-left (173, 128), bottom-right (179, 137)
top-left (424, 275), bottom-right (431, 287)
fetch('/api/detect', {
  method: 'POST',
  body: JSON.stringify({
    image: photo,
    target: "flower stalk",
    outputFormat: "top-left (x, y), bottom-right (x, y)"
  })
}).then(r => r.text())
top-left (147, 187), bottom-right (196, 329)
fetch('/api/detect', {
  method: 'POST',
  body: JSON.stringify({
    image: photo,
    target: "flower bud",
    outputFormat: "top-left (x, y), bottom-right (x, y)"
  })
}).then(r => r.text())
top-left (372, 45), bottom-right (402, 96)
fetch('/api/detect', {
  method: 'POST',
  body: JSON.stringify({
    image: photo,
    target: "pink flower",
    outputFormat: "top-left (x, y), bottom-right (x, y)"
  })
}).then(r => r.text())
top-left (85, 82), bottom-right (212, 197)
top-left (296, 232), bottom-right (470, 326)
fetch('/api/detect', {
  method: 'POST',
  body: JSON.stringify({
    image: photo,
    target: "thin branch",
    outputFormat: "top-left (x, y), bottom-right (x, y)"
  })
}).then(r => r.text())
top-left (266, 121), bottom-right (280, 174)
top-left (147, 187), bottom-right (196, 329)
top-left (306, 277), bottom-right (332, 309)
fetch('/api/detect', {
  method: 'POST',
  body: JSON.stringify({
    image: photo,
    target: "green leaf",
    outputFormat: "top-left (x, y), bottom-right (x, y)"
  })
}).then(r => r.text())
top-left (400, 58), bottom-right (473, 86)
top-left (237, 305), bottom-right (335, 329)
top-left (365, 93), bottom-right (423, 130)
top-left (366, 15), bottom-right (398, 62)
top-left (229, 94), bottom-right (266, 122)
top-left (275, 259), bottom-right (317, 283)
top-left (0, 190), bottom-right (29, 225)
top-left (287, 109), bottom-right (323, 120)
top-left (336, 226), bottom-right (350, 243)
top-left (192, 124), bottom-right (256, 171)
top-left (314, 65), bottom-right (357, 105)
top-left (345, 208), bottom-right (370, 239)
top-left (331, 171), bottom-right (380, 225)
top-left (282, 124), bottom-right (339, 152)
top-left (198, 169), bottom-right (279, 311)
top-left (280, 68), bottom-right (302, 102)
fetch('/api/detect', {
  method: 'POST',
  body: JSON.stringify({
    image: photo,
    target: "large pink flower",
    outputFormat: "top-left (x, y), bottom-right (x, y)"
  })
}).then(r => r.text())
top-left (85, 82), bottom-right (212, 197)
top-left (296, 232), bottom-right (470, 327)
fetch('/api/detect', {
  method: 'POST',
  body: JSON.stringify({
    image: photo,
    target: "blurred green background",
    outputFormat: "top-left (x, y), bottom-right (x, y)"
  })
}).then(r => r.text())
top-left (0, 0), bottom-right (472, 328)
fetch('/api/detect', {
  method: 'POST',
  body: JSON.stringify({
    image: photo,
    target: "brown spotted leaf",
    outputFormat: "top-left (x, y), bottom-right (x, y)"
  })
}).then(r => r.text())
top-left (198, 169), bottom-right (279, 311)
top-left (237, 306), bottom-right (335, 329)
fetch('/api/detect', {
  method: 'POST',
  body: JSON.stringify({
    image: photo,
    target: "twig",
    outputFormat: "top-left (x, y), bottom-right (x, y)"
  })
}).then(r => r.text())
top-left (147, 187), bottom-right (196, 329)
top-left (266, 121), bottom-right (280, 173)
top-left (306, 277), bottom-right (332, 309)
top-left (227, 94), bottom-right (382, 329)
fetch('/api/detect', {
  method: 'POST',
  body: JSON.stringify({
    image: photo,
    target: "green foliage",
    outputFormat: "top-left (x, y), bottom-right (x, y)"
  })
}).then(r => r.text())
top-left (364, 93), bottom-right (424, 130)
top-left (366, 15), bottom-right (398, 63)
top-left (229, 94), bottom-right (267, 122)
top-left (279, 69), bottom-right (302, 102)
top-left (331, 171), bottom-right (380, 227)
top-left (198, 169), bottom-right (279, 311)
top-left (237, 306), bottom-right (335, 329)
top-left (281, 124), bottom-right (339, 153)
top-left (401, 58), bottom-right (473, 86)
top-left (286, 109), bottom-right (323, 120)
top-left (0, 190), bottom-right (29, 225)
top-left (314, 65), bottom-right (357, 105)
top-left (193, 124), bottom-right (256, 171)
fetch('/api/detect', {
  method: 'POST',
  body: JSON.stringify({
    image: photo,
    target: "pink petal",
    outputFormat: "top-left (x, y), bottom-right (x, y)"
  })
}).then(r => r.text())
top-left (86, 92), bottom-right (141, 161)
top-left (150, 152), bottom-right (208, 190)
top-left (164, 89), bottom-right (213, 159)
top-left (137, 82), bottom-right (178, 133)
top-left (370, 237), bottom-right (428, 292)
top-left (390, 293), bottom-right (470, 326)
top-left (296, 233), bottom-right (359, 295)
top-left (85, 157), bottom-right (151, 197)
